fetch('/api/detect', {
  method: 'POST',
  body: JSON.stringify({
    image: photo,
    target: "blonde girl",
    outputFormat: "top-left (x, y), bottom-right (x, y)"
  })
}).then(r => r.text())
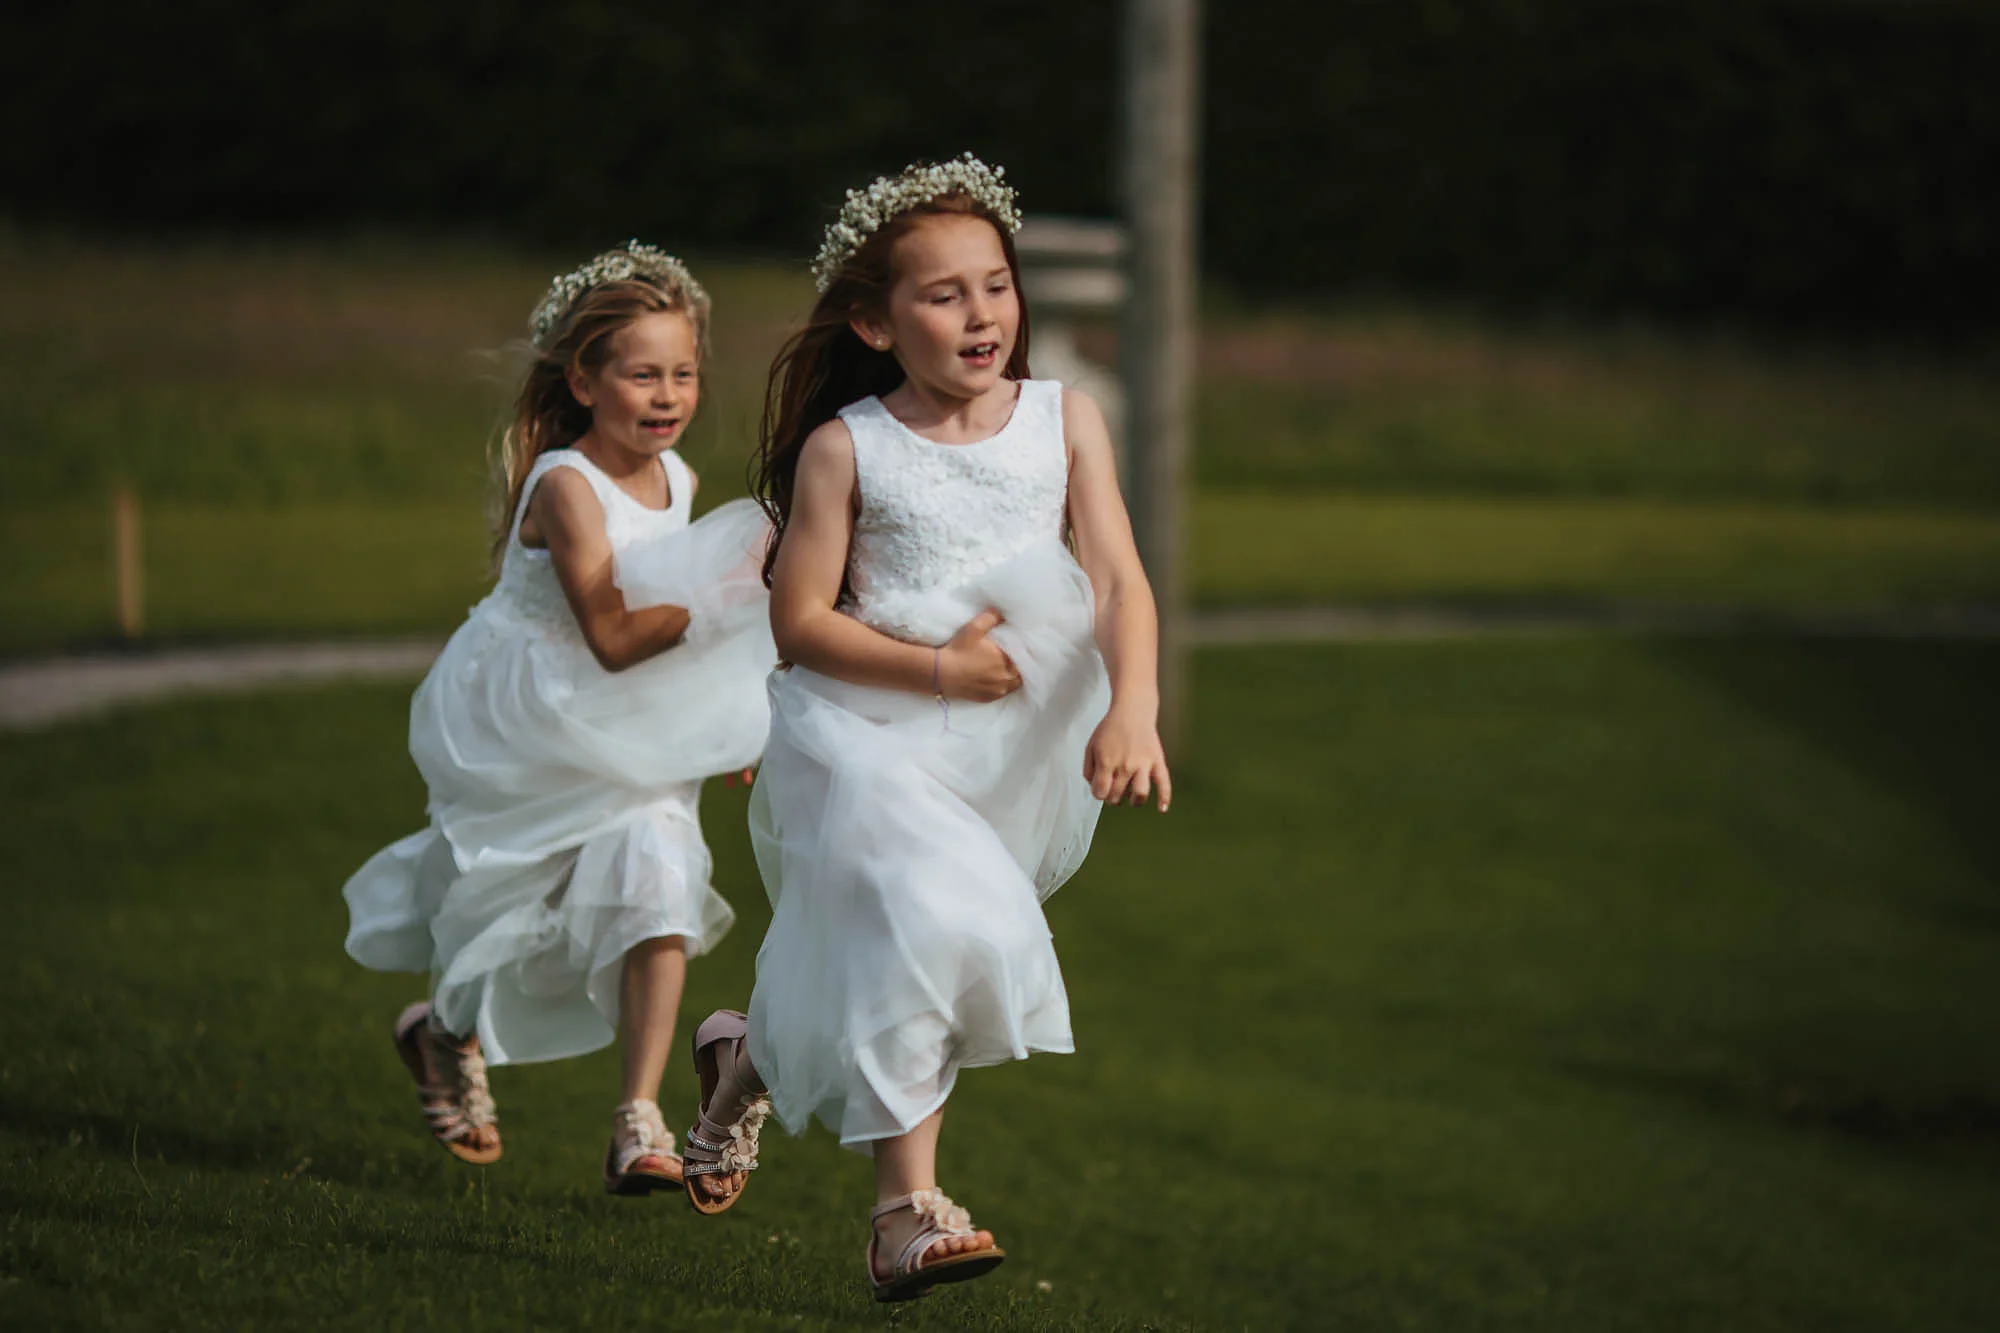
top-left (343, 243), bottom-right (775, 1194)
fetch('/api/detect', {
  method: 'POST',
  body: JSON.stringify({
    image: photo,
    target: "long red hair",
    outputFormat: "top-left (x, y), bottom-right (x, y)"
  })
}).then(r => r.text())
top-left (751, 194), bottom-right (1032, 587)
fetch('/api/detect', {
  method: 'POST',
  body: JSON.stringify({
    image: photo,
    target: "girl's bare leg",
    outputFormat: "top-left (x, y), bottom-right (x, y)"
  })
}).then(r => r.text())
top-left (869, 1109), bottom-right (994, 1279)
top-left (619, 936), bottom-right (687, 1104)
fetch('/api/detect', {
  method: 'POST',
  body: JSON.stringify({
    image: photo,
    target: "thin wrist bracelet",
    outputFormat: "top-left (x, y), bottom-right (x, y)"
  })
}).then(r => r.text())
top-left (932, 647), bottom-right (950, 728)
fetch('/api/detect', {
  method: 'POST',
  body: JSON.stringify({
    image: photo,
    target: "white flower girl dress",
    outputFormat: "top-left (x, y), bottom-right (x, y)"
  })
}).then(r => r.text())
top-left (344, 447), bottom-right (775, 1065)
top-left (747, 379), bottom-right (1111, 1146)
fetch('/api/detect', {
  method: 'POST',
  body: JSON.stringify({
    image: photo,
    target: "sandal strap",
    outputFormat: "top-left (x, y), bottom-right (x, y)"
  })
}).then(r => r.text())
top-left (420, 1099), bottom-right (484, 1145)
top-left (610, 1100), bottom-right (678, 1172)
top-left (876, 1189), bottom-right (980, 1278)
top-left (681, 1097), bottom-right (770, 1176)
top-left (415, 1025), bottom-right (498, 1128)
top-left (457, 1051), bottom-right (497, 1126)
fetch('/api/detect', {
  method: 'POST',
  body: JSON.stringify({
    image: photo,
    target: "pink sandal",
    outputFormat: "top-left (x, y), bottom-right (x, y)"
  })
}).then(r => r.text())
top-left (867, 1189), bottom-right (1006, 1303)
top-left (681, 1009), bottom-right (771, 1215)
top-left (391, 1001), bottom-right (502, 1166)
top-left (604, 1099), bottom-right (683, 1195)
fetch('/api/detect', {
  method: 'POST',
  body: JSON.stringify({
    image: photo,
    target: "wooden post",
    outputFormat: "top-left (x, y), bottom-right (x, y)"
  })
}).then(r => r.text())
top-left (113, 485), bottom-right (144, 640)
top-left (1120, 0), bottom-right (1201, 757)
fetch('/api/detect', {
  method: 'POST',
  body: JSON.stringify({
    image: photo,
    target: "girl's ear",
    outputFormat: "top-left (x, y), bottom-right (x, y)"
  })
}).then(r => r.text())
top-left (847, 313), bottom-right (893, 354)
top-left (565, 364), bottom-right (595, 409)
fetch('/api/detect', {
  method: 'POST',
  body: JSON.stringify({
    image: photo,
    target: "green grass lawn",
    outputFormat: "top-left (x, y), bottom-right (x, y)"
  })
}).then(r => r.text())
top-left (1191, 318), bottom-right (2000, 507)
top-left (1194, 492), bottom-right (2000, 610)
top-left (4, 639), bottom-right (1996, 1329)
top-left (9, 494), bottom-right (1999, 655)
top-left (0, 234), bottom-right (792, 507)
top-left (5, 235), bottom-right (1998, 654)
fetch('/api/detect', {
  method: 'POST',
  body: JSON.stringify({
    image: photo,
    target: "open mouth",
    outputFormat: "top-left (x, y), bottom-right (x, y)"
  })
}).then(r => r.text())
top-left (959, 342), bottom-right (999, 367)
top-left (640, 417), bottom-right (681, 435)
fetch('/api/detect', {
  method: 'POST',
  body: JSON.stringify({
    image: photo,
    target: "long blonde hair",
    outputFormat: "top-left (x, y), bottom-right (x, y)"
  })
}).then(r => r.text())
top-left (491, 269), bottom-right (711, 563)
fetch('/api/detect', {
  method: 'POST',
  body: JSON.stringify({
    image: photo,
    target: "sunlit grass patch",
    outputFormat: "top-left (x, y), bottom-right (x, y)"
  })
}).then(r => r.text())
top-left (1193, 492), bottom-right (2000, 609)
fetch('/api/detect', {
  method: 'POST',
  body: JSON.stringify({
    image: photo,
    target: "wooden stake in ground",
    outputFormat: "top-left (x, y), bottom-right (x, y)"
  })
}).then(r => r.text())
top-left (113, 485), bottom-right (144, 640)
top-left (1120, 0), bottom-right (1201, 756)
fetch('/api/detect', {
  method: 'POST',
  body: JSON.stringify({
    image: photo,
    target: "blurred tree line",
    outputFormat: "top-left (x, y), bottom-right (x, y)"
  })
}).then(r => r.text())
top-left (5, 0), bottom-right (1994, 336)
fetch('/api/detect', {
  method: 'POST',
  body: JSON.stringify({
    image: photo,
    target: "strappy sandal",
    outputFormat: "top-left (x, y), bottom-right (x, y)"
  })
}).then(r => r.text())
top-left (392, 1000), bottom-right (502, 1166)
top-left (681, 1009), bottom-right (771, 1215)
top-left (867, 1188), bottom-right (1007, 1303)
top-left (604, 1098), bottom-right (683, 1195)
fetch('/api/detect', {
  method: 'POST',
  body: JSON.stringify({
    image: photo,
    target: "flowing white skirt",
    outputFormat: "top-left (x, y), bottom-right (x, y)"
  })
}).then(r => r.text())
top-left (746, 538), bottom-right (1111, 1147)
top-left (343, 501), bottom-right (776, 1066)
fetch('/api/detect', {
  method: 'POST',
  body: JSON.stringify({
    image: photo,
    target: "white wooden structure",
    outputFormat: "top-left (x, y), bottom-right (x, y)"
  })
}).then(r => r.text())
top-left (1016, 215), bottom-right (1128, 465)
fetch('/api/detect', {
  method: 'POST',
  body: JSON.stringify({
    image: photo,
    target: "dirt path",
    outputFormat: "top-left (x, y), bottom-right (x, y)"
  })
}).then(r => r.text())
top-left (6, 606), bottom-right (1997, 730)
top-left (0, 638), bottom-right (445, 730)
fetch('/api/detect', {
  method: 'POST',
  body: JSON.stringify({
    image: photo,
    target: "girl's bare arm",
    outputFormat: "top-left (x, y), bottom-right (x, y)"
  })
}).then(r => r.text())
top-left (1064, 388), bottom-right (1172, 811)
top-left (530, 468), bottom-right (692, 672)
top-left (770, 419), bottom-right (1019, 701)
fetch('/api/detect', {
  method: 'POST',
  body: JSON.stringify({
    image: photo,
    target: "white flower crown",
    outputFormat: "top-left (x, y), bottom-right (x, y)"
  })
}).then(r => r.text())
top-left (811, 153), bottom-right (1023, 294)
top-left (528, 241), bottom-right (707, 350)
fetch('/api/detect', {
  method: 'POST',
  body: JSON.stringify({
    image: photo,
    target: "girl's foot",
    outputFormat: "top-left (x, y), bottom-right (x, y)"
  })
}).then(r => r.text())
top-left (868, 1189), bottom-right (1006, 1303)
top-left (682, 1009), bottom-right (770, 1214)
top-left (604, 1098), bottom-right (683, 1194)
top-left (391, 1001), bottom-right (501, 1165)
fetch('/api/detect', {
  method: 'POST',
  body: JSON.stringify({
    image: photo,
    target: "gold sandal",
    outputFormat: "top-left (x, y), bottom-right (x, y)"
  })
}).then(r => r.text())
top-left (681, 1009), bottom-right (770, 1215)
top-left (392, 1001), bottom-right (502, 1165)
top-left (604, 1099), bottom-right (683, 1195)
top-left (867, 1189), bottom-right (1006, 1303)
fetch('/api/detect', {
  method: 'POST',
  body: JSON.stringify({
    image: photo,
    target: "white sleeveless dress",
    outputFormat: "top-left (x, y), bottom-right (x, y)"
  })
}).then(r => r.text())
top-left (343, 448), bottom-right (777, 1066)
top-left (746, 379), bottom-right (1112, 1148)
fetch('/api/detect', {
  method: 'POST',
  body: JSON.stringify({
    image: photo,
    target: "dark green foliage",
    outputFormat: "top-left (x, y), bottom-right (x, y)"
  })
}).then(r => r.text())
top-left (3, 639), bottom-right (1998, 1328)
top-left (4, 2), bottom-right (1996, 332)
top-left (1204, 0), bottom-right (2000, 334)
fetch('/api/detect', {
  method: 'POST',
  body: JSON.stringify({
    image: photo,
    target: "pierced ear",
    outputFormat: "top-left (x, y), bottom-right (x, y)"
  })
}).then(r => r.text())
top-left (848, 315), bottom-right (892, 353)
top-left (565, 365), bottom-right (595, 408)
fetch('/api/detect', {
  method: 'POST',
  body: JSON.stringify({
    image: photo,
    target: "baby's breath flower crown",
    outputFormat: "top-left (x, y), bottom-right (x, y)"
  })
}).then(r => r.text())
top-left (811, 153), bottom-right (1023, 294)
top-left (528, 241), bottom-right (707, 351)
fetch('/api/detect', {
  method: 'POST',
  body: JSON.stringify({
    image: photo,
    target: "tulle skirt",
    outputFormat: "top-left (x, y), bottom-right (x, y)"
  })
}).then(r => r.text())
top-left (746, 538), bottom-right (1111, 1147)
top-left (343, 500), bottom-right (776, 1066)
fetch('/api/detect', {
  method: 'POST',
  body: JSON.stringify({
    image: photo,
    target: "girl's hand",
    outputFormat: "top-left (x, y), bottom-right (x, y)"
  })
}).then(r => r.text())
top-left (724, 765), bottom-right (757, 787)
top-left (939, 610), bottom-right (1023, 702)
top-left (1085, 705), bottom-right (1172, 812)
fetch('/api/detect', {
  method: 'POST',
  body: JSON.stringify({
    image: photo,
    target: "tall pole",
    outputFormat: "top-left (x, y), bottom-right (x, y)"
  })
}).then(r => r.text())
top-left (1120, 0), bottom-right (1200, 758)
top-left (113, 484), bottom-right (144, 640)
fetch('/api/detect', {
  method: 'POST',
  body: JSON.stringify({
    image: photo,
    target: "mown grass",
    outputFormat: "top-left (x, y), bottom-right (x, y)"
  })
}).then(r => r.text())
top-left (3, 638), bottom-right (1997, 1329)
top-left (1184, 311), bottom-right (2000, 506)
top-left (0, 234), bottom-right (791, 507)
top-left (3, 235), bottom-right (1998, 654)
top-left (9, 495), bottom-right (2000, 655)
top-left (1194, 493), bottom-right (2000, 609)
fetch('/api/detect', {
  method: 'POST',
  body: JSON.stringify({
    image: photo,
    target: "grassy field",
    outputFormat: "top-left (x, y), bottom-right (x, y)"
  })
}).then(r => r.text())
top-left (1194, 493), bottom-right (2000, 610)
top-left (1184, 314), bottom-right (2000, 506)
top-left (4, 638), bottom-right (1997, 1329)
top-left (3, 235), bottom-right (1997, 653)
top-left (8, 495), bottom-right (2000, 655)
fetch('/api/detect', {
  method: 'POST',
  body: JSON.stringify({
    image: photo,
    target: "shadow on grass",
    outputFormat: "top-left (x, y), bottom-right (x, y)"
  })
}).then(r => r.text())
top-left (1651, 637), bottom-right (2000, 923)
top-left (1560, 1058), bottom-right (2000, 1153)
top-left (0, 1090), bottom-right (399, 1190)
top-left (0, 1176), bottom-right (648, 1287)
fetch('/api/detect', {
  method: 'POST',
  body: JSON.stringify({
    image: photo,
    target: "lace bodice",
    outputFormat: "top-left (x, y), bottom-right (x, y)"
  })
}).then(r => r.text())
top-left (840, 379), bottom-right (1069, 645)
top-left (486, 448), bottom-right (694, 644)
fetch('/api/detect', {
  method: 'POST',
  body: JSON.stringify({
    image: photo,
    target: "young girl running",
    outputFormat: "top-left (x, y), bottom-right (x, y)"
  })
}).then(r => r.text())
top-left (343, 243), bottom-right (775, 1194)
top-left (678, 157), bottom-right (1171, 1302)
